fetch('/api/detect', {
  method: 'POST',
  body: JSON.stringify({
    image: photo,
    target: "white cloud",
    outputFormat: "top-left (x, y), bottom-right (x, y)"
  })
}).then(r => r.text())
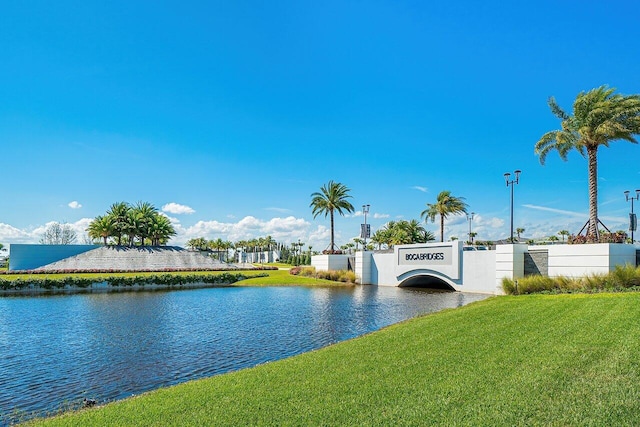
top-left (411, 186), bottom-right (428, 193)
top-left (0, 218), bottom-right (94, 245)
top-left (68, 201), bottom-right (82, 209)
top-left (373, 213), bottom-right (390, 219)
top-left (162, 203), bottom-right (195, 215)
top-left (523, 204), bottom-right (585, 217)
top-left (175, 215), bottom-right (313, 247)
top-left (265, 207), bottom-right (293, 214)
top-left (0, 222), bottom-right (32, 243)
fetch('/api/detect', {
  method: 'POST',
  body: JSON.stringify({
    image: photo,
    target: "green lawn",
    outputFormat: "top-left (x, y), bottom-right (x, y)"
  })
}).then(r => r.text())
top-left (239, 269), bottom-right (349, 286)
top-left (26, 293), bottom-right (640, 426)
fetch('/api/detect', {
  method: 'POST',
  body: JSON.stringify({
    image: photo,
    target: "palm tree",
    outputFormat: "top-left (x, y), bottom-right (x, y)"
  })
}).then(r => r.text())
top-left (558, 230), bottom-right (570, 242)
top-left (187, 237), bottom-right (208, 251)
top-left (87, 215), bottom-right (114, 245)
top-left (535, 86), bottom-right (640, 241)
top-left (421, 191), bottom-right (468, 242)
top-left (130, 201), bottom-right (159, 246)
top-left (107, 202), bottom-right (131, 245)
top-left (516, 227), bottom-right (525, 241)
top-left (469, 232), bottom-right (478, 245)
top-left (310, 180), bottom-right (355, 253)
top-left (148, 214), bottom-right (175, 246)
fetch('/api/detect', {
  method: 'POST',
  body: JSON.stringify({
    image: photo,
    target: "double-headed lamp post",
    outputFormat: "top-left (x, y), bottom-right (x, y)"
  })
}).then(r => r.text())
top-left (467, 212), bottom-right (475, 244)
top-left (362, 204), bottom-right (370, 249)
top-left (624, 190), bottom-right (640, 243)
top-left (504, 170), bottom-right (521, 244)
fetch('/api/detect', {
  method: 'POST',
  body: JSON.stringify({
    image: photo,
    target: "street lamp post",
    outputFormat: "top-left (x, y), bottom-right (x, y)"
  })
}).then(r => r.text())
top-left (362, 204), bottom-right (370, 249)
top-left (624, 190), bottom-right (640, 243)
top-left (467, 212), bottom-right (475, 245)
top-left (504, 170), bottom-right (521, 244)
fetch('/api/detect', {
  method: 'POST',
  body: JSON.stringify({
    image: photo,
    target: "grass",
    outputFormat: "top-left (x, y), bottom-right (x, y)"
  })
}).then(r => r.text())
top-left (238, 269), bottom-right (346, 286)
top-left (24, 293), bottom-right (640, 426)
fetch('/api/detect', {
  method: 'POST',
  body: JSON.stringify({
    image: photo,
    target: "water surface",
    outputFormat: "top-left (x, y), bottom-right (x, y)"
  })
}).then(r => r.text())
top-left (0, 286), bottom-right (488, 423)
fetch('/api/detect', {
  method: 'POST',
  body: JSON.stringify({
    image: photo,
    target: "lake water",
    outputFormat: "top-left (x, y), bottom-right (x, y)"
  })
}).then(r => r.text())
top-left (0, 286), bottom-right (489, 424)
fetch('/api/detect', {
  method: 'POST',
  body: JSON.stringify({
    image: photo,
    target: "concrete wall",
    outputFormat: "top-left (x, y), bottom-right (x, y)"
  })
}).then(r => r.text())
top-left (461, 250), bottom-right (497, 293)
top-left (371, 252), bottom-right (399, 286)
top-left (355, 251), bottom-right (373, 284)
top-left (311, 254), bottom-right (350, 272)
top-left (547, 243), bottom-right (637, 277)
top-left (495, 244), bottom-right (527, 293)
top-left (10, 244), bottom-right (98, 271)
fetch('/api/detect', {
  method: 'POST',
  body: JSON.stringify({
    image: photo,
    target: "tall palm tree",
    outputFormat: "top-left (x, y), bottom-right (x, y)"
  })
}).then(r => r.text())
top-left (310, 180), bottom-right (355, 253)
top-left (421, 191), bottom-right (468, 242)
top-left (516, 227), bottom-right (525, 240)
top-left (535, 86), bottom-right (640, 241)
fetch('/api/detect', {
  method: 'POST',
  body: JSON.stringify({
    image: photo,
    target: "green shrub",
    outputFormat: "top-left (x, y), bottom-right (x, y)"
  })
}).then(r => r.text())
top-left (298, 267), bottom-right (316, 277)
top-left (503, 265), bottom-right (640, 295)
top-left (314, 269), bottom-right (356, 283)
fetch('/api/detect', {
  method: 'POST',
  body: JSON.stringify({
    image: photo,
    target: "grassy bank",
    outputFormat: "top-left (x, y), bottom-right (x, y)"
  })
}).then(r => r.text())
top-left (26, 293), bottom-right (640, 426)
top-left (0, 269), bottom-right (343, 289)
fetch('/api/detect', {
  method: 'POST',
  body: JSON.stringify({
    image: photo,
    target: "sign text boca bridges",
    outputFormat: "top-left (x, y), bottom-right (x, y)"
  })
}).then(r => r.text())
top-left (397, 245), bottom-right (452, 266)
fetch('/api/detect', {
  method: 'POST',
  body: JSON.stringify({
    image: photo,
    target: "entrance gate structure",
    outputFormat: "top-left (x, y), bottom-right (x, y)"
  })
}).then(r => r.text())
top-left (342, 242), bottom-right (640, 295)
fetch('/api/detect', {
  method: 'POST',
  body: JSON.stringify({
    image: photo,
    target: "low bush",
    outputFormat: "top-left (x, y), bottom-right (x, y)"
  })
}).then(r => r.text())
top-left (298, 267), bottom-right (316, 277)
top-left (0, 273), bottom-right (251, 291)
top-left (289, 267), bottom-right (302, 275)
top-left (503, 264), bottom-right (640, 294)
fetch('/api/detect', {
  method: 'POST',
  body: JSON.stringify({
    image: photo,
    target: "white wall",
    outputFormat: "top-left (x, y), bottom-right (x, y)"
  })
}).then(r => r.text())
top-left (461, 250), bottom-right (497, 294)
top-left (547, 243), bottom-right (637, 277)
top-left (371, 252), bottom-right (398, 286)
top-left (355, 251), bottom-right (373, 284)
top-left (495, 244), bottom-right (527, 293)
top-left (311, 254), bottom-right (350, 272)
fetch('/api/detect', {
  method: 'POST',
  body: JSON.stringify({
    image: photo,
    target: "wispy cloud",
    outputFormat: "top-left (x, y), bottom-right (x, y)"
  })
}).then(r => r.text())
top-left (265, 207), bottom-right (293, 214)
top-left (373, 213), bottom-right (390, 219)
top-left (68, 201), bottom-right (82, 209)
top-left (411, 186), bottom-right (428, 193)
top-left (162, 203), bottom-right (195, 215)
top-left (523, 204), bottom-right (626, 225)
top-left (522, 204), bottom-right (585, 217)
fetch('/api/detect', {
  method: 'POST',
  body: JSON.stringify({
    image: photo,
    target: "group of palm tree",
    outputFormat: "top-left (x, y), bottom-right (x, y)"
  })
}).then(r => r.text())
top-left (310, 86), bottom-right (640, 250)
top-left (185, 237), bottom-right (235, 261)
top-left (310, 181), bottom-right (468, 250)
top-left (86, 201), bottom-right (176, 246)
top-left (370, 220), bottom-right (436, 249)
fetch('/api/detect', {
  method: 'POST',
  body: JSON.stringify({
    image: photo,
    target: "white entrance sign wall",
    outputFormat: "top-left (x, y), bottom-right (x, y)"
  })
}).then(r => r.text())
top-left (395, 241), bottom-right (462, 280)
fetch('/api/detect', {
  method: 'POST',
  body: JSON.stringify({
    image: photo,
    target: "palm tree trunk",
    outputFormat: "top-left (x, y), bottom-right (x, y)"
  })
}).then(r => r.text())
top-left (330, 209), bottom-right (335, 251)
top-left (440, 215), bottom-right (444, 242)
top-left (587, 147), bottom-right (599, 241)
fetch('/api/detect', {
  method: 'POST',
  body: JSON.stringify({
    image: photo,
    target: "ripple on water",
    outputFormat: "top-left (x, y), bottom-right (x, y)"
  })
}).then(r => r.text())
top-left (0, 286), bottom-right (488, 424)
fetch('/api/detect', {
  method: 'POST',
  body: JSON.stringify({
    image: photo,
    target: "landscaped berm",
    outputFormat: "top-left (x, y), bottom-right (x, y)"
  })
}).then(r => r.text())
top-left (31, 246), bottom-right (252, 272)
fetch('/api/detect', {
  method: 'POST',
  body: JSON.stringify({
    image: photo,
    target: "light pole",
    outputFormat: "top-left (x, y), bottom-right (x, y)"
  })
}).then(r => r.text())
top-left (362, 204), bottom-right (370, 249)
top-left (466, 212), bottom-right (475, 245)
top-left (504, 170), bottom-right (521, 244)
top-left (624, 190), bottom-right (640, 243)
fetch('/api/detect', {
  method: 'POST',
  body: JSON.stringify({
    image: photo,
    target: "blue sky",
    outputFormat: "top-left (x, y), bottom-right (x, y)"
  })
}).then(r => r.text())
top-left (2, 0), bottom-right (640, 249)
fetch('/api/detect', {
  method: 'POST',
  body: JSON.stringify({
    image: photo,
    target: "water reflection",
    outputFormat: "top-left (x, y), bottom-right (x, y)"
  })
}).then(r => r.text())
top-left (0, 286), bottom-right (488, 424)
